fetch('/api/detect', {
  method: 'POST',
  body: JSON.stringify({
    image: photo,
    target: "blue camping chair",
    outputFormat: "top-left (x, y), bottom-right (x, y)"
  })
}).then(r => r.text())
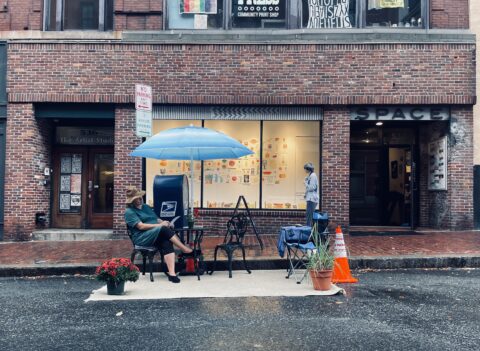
top-left (283, 212), bottom-right (329, 284)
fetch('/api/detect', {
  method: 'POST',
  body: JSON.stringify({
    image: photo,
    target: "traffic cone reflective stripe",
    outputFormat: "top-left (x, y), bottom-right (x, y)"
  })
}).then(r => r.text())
top-left (331, 226), bottom-right (358, 284)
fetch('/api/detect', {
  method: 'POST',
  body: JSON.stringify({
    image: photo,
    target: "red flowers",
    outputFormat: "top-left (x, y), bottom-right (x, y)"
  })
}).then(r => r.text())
top-left (95, 258), bottom-right (140, 283)
top-left (193, 208), bottom-right (199, 218)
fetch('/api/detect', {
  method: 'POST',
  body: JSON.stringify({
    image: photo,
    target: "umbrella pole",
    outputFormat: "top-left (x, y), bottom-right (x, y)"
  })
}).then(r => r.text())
top-left (190, 150), bottom-right (194, 215)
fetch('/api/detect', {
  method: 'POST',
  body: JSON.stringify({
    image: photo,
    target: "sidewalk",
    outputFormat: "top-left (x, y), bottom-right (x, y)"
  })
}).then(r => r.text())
top-left (0, 230), bottom-right (479, 276)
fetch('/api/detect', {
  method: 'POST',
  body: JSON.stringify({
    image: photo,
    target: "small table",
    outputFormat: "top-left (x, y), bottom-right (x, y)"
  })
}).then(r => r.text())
top-left (174, 226), bottom-right (205, 280)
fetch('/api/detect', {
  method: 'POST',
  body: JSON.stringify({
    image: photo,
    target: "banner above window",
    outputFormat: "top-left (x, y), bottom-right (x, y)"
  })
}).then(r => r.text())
top-left (153, 105), bottom-right (323, 121)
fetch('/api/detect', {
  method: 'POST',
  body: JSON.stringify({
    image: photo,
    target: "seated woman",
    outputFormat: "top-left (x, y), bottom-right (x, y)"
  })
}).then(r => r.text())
top-left (124, 186), bottom-right (193, 283)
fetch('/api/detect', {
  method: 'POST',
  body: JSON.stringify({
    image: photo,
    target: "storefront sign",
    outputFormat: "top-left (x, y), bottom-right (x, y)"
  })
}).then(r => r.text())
top-left (350, 106), bottom-right (450, 121)
top-left (233, 0), bottom-right (285, 19)
top-left (428, 136), bottom-right (447, 191)
top-left (56, 127), bottom-right (114, 145)
top-left (307, 0), bottom-right (352, 29)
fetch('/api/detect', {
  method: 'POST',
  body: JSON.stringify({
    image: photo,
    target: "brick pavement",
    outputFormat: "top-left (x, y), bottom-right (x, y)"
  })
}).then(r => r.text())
top-left (0, 231), bottom-right (479, 268)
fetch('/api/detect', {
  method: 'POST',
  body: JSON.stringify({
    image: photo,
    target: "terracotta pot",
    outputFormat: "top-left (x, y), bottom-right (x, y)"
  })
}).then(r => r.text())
top-left (309, 270), bottom-right (333, 291)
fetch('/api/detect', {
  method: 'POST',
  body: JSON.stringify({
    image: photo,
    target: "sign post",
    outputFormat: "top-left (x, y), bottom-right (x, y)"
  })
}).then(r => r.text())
top-left (135, 84), bottom-right (152, 138)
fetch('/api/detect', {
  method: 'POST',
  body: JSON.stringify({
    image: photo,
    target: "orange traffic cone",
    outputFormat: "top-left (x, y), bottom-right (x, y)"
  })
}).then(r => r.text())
top-left (331, 226), bottom-right (358, 283)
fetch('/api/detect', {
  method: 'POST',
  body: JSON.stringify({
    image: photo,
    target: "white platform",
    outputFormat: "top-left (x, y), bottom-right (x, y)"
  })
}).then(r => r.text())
top-left (85, 270), bottom-right (344, 302)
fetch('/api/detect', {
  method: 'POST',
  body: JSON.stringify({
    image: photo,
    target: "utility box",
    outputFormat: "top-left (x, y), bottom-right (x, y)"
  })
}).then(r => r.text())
top-left (153, 175), bottom-right (189, 229)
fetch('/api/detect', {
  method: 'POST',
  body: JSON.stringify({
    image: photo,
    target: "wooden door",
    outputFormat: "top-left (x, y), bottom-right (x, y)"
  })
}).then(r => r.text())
top-left (87, 148), bottom-right (114, 228)
top-left (52, 149), bottom-right (88, 228)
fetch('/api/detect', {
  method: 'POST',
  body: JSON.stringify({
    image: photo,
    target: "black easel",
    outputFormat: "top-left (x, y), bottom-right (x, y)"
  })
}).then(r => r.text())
top-left (232, 196), bottom-right (264, 250)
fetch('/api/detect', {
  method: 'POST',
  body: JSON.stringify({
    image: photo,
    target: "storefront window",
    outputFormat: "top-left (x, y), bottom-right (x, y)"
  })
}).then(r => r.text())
top-left (146, 120), bottom-right (202, 208)
top-left (167, 0), bottom-right (224, 29)
top-left (262, 121), bottom-right (320, 209)
top-left (302, 0), bottom-right (356, 29)
top-left (231, 0), bottom-right (287, 28)
top-left (366, 0), bottom-right (423, 28)
top-left (44, 0), bottom-right (114, 31)
top-left (203, 121), bottom-right (261, 208)
top-left (147, 120), bottom-right (321, 210)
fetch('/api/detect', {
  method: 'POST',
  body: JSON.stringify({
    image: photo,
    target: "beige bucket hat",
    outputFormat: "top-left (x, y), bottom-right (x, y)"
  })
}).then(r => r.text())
top-left (125, 186), bottom-right (146, 204)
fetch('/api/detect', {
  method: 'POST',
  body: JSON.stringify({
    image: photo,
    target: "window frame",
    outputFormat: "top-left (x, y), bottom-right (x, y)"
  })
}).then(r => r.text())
top-left (146, 119), bottom-right (322, 211)
top-left (44, 0), bottom-right (113, 31)
top-left (163, 0), bottom-right (430, 31)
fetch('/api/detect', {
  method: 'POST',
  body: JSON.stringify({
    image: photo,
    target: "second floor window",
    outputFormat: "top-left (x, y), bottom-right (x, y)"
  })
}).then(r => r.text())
top-left (44, 0), bottom-right (114, 31)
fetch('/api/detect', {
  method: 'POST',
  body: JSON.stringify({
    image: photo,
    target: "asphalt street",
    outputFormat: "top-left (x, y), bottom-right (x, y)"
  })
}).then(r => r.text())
top-left (0, 269), bottom-right (478, 351)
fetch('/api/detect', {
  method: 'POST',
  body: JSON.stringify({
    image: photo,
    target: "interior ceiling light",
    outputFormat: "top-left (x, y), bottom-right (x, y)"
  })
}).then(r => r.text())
top-left (376, 121), bottom-right (383, 126)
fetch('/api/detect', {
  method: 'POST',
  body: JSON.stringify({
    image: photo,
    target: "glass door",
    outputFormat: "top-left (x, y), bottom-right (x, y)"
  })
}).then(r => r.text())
top-left (88, 149), bottom-right (114, 228)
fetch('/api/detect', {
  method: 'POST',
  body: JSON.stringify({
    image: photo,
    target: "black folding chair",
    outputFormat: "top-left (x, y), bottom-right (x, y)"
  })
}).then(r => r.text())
top-left (126, 225), bottom-right (164, 282)
top-left (209, 213), bottom-right (251, 278)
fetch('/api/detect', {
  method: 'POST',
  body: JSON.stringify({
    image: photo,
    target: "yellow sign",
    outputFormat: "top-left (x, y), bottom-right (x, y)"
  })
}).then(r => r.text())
top-left (379, 0), bottom-right (404, 8)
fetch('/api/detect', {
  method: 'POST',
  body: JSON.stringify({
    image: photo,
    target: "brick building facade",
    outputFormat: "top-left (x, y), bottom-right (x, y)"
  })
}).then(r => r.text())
top-left (0, 0), bottom-right (475, 240)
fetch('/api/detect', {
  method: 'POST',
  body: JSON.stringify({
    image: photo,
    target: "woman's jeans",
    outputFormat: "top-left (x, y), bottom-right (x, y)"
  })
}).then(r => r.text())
top-left (306, 201), bottom-right (318, 227)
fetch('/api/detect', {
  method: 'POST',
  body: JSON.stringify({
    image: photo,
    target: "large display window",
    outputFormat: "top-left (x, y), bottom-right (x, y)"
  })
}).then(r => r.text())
top-left (146, 120), bottom-right (202, 207)
top-left (203, 121), bottom-right (261, 208)
top-left (145, 120), bottom-right (321, 209)
top-left (262, 121), bottom-right (320, 209)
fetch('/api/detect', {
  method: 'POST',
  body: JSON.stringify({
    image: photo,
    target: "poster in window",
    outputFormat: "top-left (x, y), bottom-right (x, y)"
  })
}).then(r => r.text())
top-left (71, 154), bottom-right (82, 173)
top-left (428, 137), bottom-right (447, 191)
top-left (60, 175), bottom-right (71, 192)
top-left (307, 0), bottom-right (352, 29)
top-left (70, 195), bottom-right (81, 207)
top-left (378, 0), bottom-right (404, 8)
top-left (233, 0), bottom-right (285, 20)
top-left (60, 156), bottom-right (72, 174)
top-left (180, 0), bottom-right (217, 14)
top-left (60, 194), bottom-right (71, 211)
top-left (70, 174), bottom-right (82, 194)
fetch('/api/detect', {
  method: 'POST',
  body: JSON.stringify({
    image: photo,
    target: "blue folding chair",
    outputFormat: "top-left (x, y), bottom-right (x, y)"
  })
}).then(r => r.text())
top-left (284, 212), bottom-right (329, 284)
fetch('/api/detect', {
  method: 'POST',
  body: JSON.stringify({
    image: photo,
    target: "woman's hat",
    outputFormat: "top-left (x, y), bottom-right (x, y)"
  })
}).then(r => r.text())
top-left (125, 186), bottom-right (145, 204)
top-left (304, 162), bottom-right (314, 171)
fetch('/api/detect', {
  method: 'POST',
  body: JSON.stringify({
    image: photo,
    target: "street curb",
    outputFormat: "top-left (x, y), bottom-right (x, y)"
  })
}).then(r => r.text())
top-left (1, 255), bottom-right (479, 277)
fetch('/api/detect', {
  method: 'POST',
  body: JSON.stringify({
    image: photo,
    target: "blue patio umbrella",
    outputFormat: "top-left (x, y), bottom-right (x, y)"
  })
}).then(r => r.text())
top-left (130, 126), bottom-right (254, 212)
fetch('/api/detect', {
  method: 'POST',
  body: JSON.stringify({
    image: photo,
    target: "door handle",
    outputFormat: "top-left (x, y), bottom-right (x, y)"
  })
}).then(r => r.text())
top-left (88, 180), bottom-right (93, 192)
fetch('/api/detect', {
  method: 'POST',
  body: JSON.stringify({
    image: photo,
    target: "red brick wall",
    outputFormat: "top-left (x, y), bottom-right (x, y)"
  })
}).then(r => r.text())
top-left (7, 43), bottom-right (475, 106)
top-left (114, 0), bottom-right (163, 31)
top-left (418, 107), bottom-right (474, 230)
top-left (430, 0), bottom-right (469, 29)
top-left (321, 107), bottom-right (350, 231)
top-left (3, 103), bottom-right (52, 240)
top-left (0, 0), bottom-right (42, 31)
top-left (113, 106), bottom-right (143, 236)
top-left (448, 106), bottom-right (474, 229)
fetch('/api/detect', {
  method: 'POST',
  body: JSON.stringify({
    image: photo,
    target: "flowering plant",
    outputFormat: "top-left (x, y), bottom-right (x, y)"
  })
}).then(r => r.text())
top-left (95, 258), bottom-right (140, 283)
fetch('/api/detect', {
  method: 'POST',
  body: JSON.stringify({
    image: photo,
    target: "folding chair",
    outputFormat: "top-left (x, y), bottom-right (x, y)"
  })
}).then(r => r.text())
top-left (284, 212), bottom-right (329, 284)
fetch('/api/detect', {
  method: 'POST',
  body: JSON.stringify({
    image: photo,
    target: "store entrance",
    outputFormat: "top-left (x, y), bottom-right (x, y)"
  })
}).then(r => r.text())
top-left (350, 124), bottom-right (418, 228)
top-left (52, 147), bottom-right (114, 229)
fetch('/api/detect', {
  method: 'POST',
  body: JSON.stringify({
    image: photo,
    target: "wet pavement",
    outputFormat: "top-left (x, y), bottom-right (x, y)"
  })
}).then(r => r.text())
top-left (0, 231), bottom-right (479, 269)
top-left (0, 269), bottom-right (478, 351)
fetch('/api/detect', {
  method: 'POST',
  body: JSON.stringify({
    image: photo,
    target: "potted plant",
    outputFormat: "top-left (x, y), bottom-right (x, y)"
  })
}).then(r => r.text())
top-left (187, 208), bottom-right (199, 228)
top-left (95, 258), bottom-right (140, 295)
top-left (307, 224), bottom-right (335, 291)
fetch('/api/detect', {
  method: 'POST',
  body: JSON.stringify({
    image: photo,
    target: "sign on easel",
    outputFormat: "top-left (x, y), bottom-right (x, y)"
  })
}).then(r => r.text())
top-left (233, 195), bottom-right (264, 250)
top-left (135, 84), bottom-right (152, 138)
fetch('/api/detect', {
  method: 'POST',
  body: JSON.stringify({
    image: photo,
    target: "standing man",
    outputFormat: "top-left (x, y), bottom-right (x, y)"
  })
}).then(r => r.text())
top-left (304, 162), bottom-right (319, 227)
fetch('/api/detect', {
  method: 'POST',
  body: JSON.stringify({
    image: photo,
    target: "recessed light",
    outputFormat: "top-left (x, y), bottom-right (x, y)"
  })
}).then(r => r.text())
top-left (376, 122), bottom-right (383, 126)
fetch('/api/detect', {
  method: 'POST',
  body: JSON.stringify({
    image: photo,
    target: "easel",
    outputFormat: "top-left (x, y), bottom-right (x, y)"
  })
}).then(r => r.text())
top-left (232, 195), bottom-right (264, 250)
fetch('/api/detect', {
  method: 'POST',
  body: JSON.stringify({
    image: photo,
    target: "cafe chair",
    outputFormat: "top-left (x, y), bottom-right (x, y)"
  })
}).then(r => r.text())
top-left (126, 225), bottom-right (164, 282)
top-left (209, 213), bottom-right (251, 278)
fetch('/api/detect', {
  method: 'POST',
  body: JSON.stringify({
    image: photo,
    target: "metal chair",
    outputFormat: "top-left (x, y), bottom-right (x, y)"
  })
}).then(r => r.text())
top-left (209, 213), bottom-right (251, 278)
top-left (126, 225), bottom-right (164, 282)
